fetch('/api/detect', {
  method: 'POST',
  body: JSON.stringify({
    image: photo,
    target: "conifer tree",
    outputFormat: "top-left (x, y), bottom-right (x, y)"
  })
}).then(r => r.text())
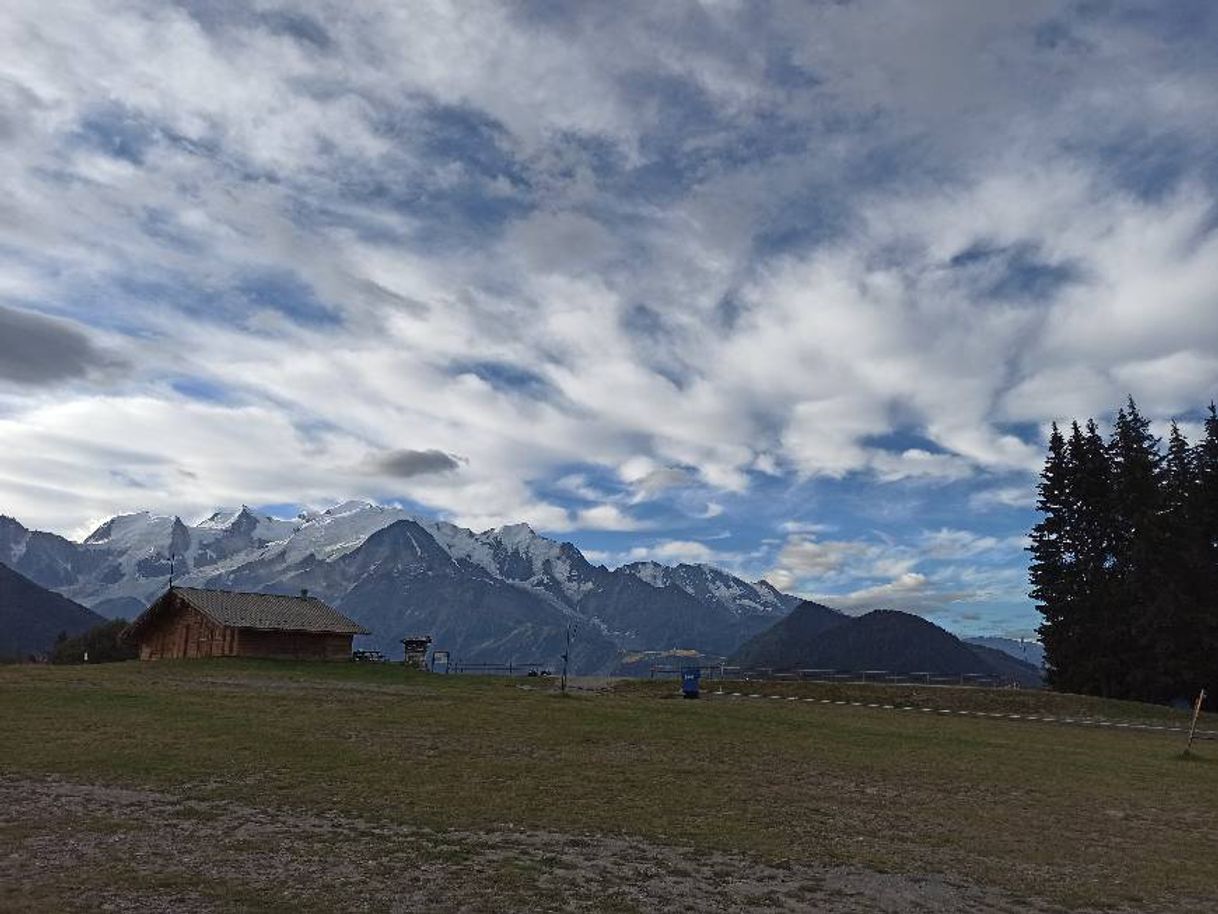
top-left (1152, 422), bottom-right (1202, 700)
top-left (1105, 398), bottom-right (1162, 699)
top-left (1194, 404), bottom-right (1218, 695)
top-left (1075, 419), bottom-right (1117, 693)
top-left (1031, 423), bottom-right (1074, 689)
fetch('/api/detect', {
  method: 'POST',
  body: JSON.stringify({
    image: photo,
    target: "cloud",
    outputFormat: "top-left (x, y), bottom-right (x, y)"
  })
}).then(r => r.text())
top-left (819, 573), bottom-right (979, 617)
top-left (771, 536), bottom-right (874, 577)
top-left (0, 305), bottom-right (122, 386)
top-left (568, 504), bottom-right (645, 531)
top-left (969, 485), bottom-right (1037, 511)
top-left (370, 448), bottom-right (462, 478)
top-left (779, 521), bottom-right (834, 535)
top-left (868, 449), bottom-right (974, 483)
top-left (919, 528), bottom-right (1027, 560)
top-left (761, 525), bottom-right (1031, 618)
top-left (629, 540), bottom-right (716, 565)
top-left (1, 1), bottom-right (1216, 640)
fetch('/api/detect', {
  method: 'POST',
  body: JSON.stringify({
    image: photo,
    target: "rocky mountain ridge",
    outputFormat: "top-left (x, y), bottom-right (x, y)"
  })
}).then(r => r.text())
top-left (0, 502), bottom-right (798, 671)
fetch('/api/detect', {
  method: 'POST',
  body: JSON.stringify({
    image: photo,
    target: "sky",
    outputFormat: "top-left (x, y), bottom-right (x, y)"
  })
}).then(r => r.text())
top-left (2, 2), bottom-right (1218, 639)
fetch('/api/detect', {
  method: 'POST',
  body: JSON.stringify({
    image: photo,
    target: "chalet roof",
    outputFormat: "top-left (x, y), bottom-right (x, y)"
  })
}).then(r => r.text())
top-left (130, 587), bottom-right (369, 637)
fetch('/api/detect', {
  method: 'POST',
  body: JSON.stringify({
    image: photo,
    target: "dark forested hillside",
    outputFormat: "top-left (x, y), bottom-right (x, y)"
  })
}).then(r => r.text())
top-left (0, 562), bottom-right (103, 658)
top-left (731, 605), bottom-right (1042, 686)
top-left (729, 599), bottom-right (847, 669)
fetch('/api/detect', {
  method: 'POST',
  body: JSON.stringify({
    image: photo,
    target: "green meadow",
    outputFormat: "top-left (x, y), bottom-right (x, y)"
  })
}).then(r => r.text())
top-left (2, 661), bottom-right (1214, 912)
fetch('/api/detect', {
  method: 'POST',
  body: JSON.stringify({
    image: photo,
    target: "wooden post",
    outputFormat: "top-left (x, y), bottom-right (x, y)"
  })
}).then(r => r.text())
top-left (560, 623), bottom-right (574, 694)
top-left (1186, 689), bottom-right (1207, 754)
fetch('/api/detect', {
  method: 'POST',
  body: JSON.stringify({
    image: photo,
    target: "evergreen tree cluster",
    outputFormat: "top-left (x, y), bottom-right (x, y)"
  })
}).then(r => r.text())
top-left (1030, 398), bottom-right (1218, 703)
top-left (49, 619), bottom-right (137, 665)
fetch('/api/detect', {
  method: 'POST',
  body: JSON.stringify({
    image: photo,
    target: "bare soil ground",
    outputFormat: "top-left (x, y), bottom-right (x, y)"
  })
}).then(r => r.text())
top-left (2, 777), bottom-right (1077, 913)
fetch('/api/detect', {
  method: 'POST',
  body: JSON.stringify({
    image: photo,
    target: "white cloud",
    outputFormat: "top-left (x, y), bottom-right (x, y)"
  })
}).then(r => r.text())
top-left (762, 526), bottom-right (1030, 616)
top-left (969, 485), bottom-right (1037, 511)
top-left (628, 540), bottom-right (716, 565)
top-left (919, 528), bottom-right (1027, 560)
top-left (0, 0), bottom-right (1215, 579)
top-left (573, 504), bottom-right (648, 532)
top-left (779, 521), bottom-right (834, 535)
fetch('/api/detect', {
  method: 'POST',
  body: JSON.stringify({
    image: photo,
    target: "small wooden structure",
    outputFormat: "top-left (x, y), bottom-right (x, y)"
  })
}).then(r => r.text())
top-left (401, 636), bottom-right (432, 669)
top-left (125, 587), bottom-right (368, 661)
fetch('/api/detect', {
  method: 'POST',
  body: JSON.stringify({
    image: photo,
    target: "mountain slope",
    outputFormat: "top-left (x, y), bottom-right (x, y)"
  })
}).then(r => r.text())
top-left (0, 502), bottom-right (800, 672)
top-left (732, 608), bottom-right (1043, 686)
top-left (729, 599), bottom-right (848, 669)
top-left (620, 562), bottom-right (802, 616)
top-left (967, 643), bottom-right (1044, 686)
top-left (199, 518), bottom-right (621, 670)
top-left (0, 562), bottom-right (104, 658)
top-left (965, 636), bottom-right (1045, 670)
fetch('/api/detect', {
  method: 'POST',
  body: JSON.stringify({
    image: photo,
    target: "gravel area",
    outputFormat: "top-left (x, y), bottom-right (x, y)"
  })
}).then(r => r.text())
top-left (0, 776), bottom-right (1089, 913)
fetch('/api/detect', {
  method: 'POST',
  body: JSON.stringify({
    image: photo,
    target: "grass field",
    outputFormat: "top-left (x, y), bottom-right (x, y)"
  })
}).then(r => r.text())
top-left (2, 660), bottom-right (1215, 912)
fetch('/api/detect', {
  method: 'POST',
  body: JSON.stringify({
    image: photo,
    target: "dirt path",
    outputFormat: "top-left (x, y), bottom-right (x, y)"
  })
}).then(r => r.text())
top-left (0, 776), bottom-right (1112, 913)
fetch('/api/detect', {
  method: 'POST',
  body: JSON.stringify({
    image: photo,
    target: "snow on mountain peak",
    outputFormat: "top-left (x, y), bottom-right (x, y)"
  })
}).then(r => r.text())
top-left (494, 522), bottom-right (538, 546)
top-left (83, 511), bottom-right (176, 547)
top-left (28, 498), bottom-right (802, 633)
top-left (619, 560), bottom-right (793, 617)
top-left (625, 561), bottom-right (667, 588)
top-left (197, 506), bottom-right (251, 530)
top-left (325, 500), bottom-right (378, 517)
top-left (278, 502), bottom-right (411, 563)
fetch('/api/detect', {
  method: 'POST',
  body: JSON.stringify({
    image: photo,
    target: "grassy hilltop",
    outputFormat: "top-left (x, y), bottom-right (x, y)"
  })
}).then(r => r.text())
top-left (1, 660), bottom-right (1215, 912)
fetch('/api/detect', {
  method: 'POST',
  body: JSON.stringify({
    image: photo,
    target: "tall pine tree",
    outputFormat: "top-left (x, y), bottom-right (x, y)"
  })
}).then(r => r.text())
top-left (1105, 398), bottom-right (1162, 699)
top-left (1194, 404), bottom-right (1218, 696)
top-left (1031, 423), bottom-right (1075, 690)
top-left (1150, 422), bottom-right (1202, 700)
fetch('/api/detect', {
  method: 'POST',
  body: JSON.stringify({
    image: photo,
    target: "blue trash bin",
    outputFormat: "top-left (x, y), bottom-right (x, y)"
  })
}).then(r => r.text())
top-left (681, 666), bottom-right (701, 699)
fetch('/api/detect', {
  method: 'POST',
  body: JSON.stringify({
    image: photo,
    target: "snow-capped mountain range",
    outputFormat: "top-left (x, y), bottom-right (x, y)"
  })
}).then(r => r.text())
top-left (0, 501), bottom-right (805, 672)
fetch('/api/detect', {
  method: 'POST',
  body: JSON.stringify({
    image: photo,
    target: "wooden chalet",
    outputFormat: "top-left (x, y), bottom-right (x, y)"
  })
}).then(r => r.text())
top-left (125, 587), bottom-right (368, 661)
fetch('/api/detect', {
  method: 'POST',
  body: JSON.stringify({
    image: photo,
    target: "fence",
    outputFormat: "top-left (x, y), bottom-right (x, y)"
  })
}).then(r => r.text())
top-left (446, 661), bottom-right (551, 677)
top-left (647, 665), bottom-right (1022, 689)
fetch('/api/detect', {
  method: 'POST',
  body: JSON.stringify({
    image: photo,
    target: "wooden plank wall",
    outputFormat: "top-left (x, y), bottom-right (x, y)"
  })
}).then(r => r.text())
top-left (233, 630), bottom-right (353, 661)
top-left (138, 598), bottom-right (230, 660)
top-left (137, 594), bottom-right (353, 661)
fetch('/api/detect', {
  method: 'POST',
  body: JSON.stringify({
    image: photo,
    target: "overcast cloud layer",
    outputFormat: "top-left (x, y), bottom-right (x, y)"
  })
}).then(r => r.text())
top-left (2, 1), bottom-right (1217, 637)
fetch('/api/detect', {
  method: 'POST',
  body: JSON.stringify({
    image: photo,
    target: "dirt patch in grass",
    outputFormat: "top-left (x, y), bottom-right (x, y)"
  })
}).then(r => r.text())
top-left (2, 777), bottom-right (1094, 913)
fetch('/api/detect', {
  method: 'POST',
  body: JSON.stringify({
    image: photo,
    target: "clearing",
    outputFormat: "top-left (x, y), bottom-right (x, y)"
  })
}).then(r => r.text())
top-left (1, 661), bottom-right (1214, 912)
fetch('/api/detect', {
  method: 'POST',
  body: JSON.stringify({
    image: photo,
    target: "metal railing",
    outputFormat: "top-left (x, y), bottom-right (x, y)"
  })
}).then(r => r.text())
top-left (447, 661), bottom-right (551, 677)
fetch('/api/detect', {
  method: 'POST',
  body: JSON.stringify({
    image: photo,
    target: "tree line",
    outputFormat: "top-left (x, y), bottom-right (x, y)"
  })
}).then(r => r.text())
top-left (50, 619), bottom-right (137, 664)
top-left (1030, 398), bottom-right (1218, 703)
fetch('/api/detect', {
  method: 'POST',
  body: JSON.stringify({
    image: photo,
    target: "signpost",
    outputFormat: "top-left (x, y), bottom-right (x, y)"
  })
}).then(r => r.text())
top-left (1186, 689), bottom-right (1207, 754)
top-left (561, 623), bottom-right (576, 694)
